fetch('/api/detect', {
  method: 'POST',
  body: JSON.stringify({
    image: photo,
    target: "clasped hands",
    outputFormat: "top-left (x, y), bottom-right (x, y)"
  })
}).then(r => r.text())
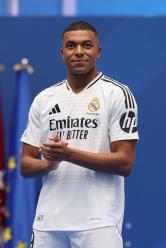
top-left (39, 137), bottom-right (70, 162)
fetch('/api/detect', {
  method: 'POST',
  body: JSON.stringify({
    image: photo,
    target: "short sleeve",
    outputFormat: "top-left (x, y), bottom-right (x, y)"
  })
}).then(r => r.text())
top-left (109, 86), bottom-right (139, 143)
top-left (21, 94), bottom-right (42, 147)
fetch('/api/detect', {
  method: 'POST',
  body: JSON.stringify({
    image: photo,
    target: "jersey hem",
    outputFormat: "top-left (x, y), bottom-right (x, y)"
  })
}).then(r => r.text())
top-left (111, 134), bottom-right (139, 143)
top-left (33, 222), bottom-right (118, 232)
top-left (21, 138), bottom-right (40, 148)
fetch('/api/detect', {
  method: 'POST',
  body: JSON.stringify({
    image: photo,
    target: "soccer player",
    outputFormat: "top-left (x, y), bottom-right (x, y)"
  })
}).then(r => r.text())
top-left (20, 20), bottom-right (139, 248)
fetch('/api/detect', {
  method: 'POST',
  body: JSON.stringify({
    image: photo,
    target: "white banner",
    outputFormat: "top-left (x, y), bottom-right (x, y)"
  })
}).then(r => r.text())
top-left (8, 0), bottom-right (19, 16)
top-left (62, 0), bottom-right (77, 16)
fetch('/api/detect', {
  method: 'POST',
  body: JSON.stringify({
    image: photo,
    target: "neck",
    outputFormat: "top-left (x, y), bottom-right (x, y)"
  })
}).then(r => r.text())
top-left (67, 69), bottom-right (99, 93)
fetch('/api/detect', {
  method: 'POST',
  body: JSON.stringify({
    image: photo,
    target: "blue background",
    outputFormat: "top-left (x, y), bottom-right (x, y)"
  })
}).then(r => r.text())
top-left (1, 0), bottom-right (166, 16)
top-left (0, 17), bottom-right (166, 247)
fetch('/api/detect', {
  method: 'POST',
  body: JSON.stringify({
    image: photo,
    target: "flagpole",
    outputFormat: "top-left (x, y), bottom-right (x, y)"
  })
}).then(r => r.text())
top-left (13, 58), bottom-right (34, 74)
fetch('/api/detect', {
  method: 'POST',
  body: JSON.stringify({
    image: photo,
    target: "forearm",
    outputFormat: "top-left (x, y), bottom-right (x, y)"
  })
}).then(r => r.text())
top-left (67, 148), bottom-right (134, 176)
top-left (20, 156), bottom-right (53, 178)
top-left (40, 139), bottom-right (137, 176)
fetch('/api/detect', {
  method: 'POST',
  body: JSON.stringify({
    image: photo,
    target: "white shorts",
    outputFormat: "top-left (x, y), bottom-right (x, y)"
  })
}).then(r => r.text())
top-left (31, 226), bottom-right (123, 248)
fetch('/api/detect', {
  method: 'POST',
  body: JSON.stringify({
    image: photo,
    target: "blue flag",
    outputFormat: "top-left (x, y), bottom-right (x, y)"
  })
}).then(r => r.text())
top-left (4, 69), bottom-right (38, 248)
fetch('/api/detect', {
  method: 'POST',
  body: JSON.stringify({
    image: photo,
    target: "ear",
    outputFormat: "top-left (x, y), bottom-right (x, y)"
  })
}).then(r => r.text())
top-left (97, 47), bottom-right (101, 59)
top-left (60, 48), bottom-right (64, 59)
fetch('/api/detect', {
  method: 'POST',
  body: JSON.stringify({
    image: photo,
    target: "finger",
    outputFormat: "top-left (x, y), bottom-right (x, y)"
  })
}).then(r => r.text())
top-left (39, 147), bottom-right (44, 153)
top-left (43, 143), bottom-right (63, 149)
top-left (43, 155), bottom-right (54, 161)
top-left (39, 146), bottom-right (50, 153)
top-left (43, 153), bottom-right (62, 162)
top-left (49, 137), bottom-right (68, 146)
top-left (49, 136), bottom-right (61, 142)
top-left (42, 149), bottom-right (62, 157)
top-left (44, 141), bottom-right (69, 149)
top-left (40, 144), bottom-right (57, 152)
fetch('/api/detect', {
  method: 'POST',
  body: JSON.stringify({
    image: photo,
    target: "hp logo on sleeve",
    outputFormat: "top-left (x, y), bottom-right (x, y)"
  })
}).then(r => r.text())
top-left (120, 111), bottom-right (137, 133)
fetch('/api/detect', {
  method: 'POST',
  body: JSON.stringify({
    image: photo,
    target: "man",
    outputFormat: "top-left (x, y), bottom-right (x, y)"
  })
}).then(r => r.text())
top-left (21, 20), bottom-right (138, 248)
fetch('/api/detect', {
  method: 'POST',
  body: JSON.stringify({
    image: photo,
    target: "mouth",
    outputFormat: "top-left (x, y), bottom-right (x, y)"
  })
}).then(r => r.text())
top-left (71, 60), bottom-right (88, 63)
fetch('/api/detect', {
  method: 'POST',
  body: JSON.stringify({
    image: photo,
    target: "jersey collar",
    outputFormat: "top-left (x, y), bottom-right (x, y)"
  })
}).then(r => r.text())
top-left (65, 72), bottom-right (103, 92)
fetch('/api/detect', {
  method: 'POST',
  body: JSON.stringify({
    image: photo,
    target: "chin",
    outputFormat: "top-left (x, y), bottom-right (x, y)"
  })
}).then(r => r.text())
top-left (73, 71), bottom-right (87, 76)
top-left (72, 68), bottom-right (93, 76)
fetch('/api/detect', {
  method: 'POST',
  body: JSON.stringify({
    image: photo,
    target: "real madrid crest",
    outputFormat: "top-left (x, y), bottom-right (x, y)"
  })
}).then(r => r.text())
top-left (88, 97), bottom-right (100, 112)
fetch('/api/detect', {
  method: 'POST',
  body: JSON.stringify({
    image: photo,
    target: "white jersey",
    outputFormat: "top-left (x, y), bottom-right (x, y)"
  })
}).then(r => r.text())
top-left (21, 72), bottom-right (139, 232)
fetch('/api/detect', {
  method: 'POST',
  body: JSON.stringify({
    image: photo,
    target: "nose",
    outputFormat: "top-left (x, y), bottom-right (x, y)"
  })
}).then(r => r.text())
top-left (74, 45), bottom-right (84, 56)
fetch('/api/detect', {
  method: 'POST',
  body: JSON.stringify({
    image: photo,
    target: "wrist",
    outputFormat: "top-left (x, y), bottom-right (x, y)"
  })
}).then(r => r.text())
top-left (65, 147), bottom-right (74, 162)
top-left (42, 159), bottom-right (54, 173)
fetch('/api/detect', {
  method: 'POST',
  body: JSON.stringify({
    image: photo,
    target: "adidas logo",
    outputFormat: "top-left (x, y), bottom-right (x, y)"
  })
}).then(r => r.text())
top-left (49, 104), bottom-right (61, 115)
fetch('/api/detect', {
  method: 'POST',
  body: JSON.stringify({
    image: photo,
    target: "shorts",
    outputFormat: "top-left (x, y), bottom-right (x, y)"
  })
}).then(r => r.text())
top-left (31, 226), bottom-right (123, 248)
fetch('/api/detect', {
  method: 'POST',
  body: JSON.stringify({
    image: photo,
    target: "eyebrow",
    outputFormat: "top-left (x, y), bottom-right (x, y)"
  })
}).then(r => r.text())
top-left (65, 40), bottom-right (93, 44)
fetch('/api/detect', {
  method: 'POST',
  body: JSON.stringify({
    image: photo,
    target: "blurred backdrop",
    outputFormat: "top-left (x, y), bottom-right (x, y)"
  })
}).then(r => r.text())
top-left (0, 1), bottom-right (166, 248)
top-left (1, 0), bottom-right (166, 16)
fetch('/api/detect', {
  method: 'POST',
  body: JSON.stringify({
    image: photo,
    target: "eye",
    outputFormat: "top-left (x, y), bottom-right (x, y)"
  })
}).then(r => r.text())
top-left (66, 42), bottom-right (75, 49)
top-left (83, 41), bottom-right (93, 49)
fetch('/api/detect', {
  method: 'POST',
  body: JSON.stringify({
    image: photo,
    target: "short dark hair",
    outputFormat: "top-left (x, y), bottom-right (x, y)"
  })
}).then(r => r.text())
top-left (62, 20), bottom-right (99, 38)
